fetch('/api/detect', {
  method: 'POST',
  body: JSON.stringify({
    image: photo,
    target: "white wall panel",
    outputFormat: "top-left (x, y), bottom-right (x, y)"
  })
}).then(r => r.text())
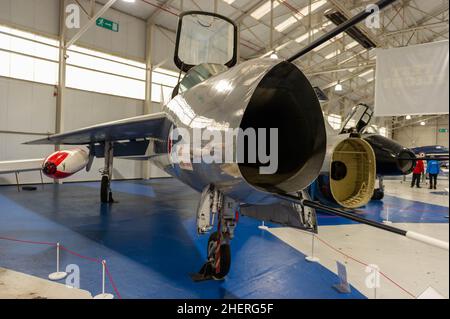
top-left (64, 88), bottom-right (143, 130)
top-left (0, 77), bottom-right (56, 185)
top-left (66, 3), bottom-right (146, 60)
top-left (152, 27), bottom-right (177, 71)
top-left (0, 0), bottom-right (59, 36)
top-left (0, 78), bottom-right (56, 133)
top-left (0, 133), bottom-right (54, 185)
top-left (393, 116), bottom-right (449, 148)
top-left (62, 88), bottom-right (144, 181)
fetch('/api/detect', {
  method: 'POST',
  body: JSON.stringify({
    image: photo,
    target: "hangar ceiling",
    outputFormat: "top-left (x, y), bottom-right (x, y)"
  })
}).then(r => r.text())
top-left (88, 0), bottom-right (450, 127)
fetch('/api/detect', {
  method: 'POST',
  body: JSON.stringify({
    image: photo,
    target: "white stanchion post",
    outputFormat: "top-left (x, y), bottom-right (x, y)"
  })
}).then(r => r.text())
top-left (305, 233), bottom-right (320, 263)
top-left (94, 260), bottom-right (114, 299)
top-left (258, 221), bottom-right (269, 231)
top-left (383, 206), bottom-right (392, 225)
top-left (48, 242), bottom-right (68, 281)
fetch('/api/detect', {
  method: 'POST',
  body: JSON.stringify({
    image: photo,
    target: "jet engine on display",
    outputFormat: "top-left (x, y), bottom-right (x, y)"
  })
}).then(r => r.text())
top-left (42, 148), bottom-right (91, 179)
top-left (312, 103), bottom-right (418, 207)
top-left (324, 137), bottom-right (376, 209)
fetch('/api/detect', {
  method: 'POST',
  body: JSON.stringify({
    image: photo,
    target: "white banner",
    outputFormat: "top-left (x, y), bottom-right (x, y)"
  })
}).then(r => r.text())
top-left (375, 41), bottom-right (449, 116)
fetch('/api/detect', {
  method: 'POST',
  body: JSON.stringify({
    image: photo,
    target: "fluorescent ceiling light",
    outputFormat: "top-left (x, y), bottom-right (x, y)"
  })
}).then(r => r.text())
top-left (251, 0), bottom-right (280, 20)
top-left (295, 28), bottom-right (320, 43)
top-left (325, 50), bottom-right (341, 60)
top-left (222, 0), bottom-right (236, 4)
top-left (335, 83), bottom-right (343, 92)
top-left (298, 0), bottom-right (327, 16)
top-left (345, 41), bottom-right (358, 50)
top-left (313, 33), bottom-right (343, 52)
top-left (313, 41), bottom-right (330, 52)
top-left (294, 21), bottom-right (331, 43)
top-left (275, 0), bottom-right (327, 32)
top-left (338, 48), bottom-right (366, 65)
top-left (275, 42), bottom-right (290, 51)
top-left (276, 17), bottom-right (298, 32)
top-left (359, 69), bottom-right (374, 77)
top-left (122, 0), bottom-right (135, 3)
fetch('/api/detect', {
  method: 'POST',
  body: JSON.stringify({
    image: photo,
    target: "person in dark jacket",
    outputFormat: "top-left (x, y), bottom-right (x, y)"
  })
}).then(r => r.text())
top-left (426, 157), bottom-right (440, 190)
top-left (411, 156), bottom-right (424, 188)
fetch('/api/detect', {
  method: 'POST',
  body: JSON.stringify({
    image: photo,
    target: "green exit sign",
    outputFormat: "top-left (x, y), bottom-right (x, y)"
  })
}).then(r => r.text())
top-left (438, 128), bottom-right (448, 133)
top-left (96, 18), bottom-right (119, 32)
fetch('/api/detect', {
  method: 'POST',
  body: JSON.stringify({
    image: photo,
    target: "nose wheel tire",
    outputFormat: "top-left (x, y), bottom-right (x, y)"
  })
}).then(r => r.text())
top-left (207, 232), bottom-right (231, 280)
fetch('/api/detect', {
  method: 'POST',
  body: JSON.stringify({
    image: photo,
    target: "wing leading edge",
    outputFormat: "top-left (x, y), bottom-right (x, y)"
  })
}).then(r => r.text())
top-left (24, 112), bottom-right (173, 145)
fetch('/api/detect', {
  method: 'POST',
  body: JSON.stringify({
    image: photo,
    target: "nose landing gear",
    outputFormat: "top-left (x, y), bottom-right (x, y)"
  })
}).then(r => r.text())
top-left (191, 185), bottom-right (237, 282)
top-left (196, 231), bottom-right (231, 281)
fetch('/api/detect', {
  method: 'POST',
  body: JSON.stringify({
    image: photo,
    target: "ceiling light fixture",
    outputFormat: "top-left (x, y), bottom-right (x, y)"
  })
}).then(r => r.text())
top-left (335, 82), bottom-right (343, 92)
top-left (270, 52), bottom-right (279, 59)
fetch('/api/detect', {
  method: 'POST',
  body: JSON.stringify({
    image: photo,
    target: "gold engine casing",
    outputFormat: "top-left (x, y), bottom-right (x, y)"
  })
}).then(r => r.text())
top-left (330, 138), bottom-right (376, 209)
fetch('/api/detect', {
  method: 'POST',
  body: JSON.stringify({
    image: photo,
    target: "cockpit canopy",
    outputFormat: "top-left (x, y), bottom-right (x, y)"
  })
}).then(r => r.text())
top-left (174, 11), bottom-right (238, 72)
top-left (340, 103), bottom-right (374, 134)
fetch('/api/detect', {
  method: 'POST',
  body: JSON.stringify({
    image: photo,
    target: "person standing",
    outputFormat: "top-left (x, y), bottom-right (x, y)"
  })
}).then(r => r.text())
top-left (426, 157), bottom-right (440, 190)
top-left (411, 157), bottom-right (424, 188)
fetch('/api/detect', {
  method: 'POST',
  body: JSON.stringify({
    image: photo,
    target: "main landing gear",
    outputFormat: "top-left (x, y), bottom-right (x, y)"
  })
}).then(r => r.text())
top-left (100, 142), bottom-right (115, 203)
top-left (192, 185), bottom-right (238, 281)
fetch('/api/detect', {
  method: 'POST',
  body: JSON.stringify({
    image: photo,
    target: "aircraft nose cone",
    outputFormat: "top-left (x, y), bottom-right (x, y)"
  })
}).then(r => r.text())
top-left (43, 161), bottom-right (57, 176)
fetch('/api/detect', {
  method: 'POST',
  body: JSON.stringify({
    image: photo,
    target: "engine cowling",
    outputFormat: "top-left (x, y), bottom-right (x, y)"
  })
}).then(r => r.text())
top-left (42, 148), bottom-right (89, 179)
top-left (319, 136), bottom-right (376, 209)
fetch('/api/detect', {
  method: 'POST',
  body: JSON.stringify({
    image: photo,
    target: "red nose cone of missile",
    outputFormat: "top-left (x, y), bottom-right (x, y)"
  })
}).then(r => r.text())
top-left (42, 161), bottom-right (57, 176)
top-left (42, 149), bottom-right (89, 179)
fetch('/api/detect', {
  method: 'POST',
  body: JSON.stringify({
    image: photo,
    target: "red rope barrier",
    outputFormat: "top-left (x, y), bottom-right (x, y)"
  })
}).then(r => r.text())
top-left (105, 264), bottom-right (122, 299)
top-left (314, 235), bottom-right (417, 298)
top-left (0, 236), bottom-right (122, 299)
top-left (60, 245), bottom-right (102, 264)
top-left (0, 236), bottom-right (55, 246)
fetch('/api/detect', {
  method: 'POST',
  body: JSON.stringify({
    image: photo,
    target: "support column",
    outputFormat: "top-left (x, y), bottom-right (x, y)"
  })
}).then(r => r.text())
top-left (143, 22), bottom-right (154, 180)
top-left (56, 0), bottom-right (67, 148)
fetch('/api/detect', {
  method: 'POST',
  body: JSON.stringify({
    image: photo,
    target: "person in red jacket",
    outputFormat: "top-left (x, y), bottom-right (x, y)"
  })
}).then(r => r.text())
top-left (411, 155), bottom-right (425, 188)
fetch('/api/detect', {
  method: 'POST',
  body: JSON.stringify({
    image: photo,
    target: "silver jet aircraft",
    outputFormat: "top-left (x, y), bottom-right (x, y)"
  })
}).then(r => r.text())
top-left (1, 0), bottom-right (448, 280)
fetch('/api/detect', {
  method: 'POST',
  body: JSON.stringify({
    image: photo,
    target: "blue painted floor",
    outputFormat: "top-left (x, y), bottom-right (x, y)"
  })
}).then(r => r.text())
top-left (318, 194), bottom-right (449, 226)
top-left (0, 178), bottom-right (447, 299)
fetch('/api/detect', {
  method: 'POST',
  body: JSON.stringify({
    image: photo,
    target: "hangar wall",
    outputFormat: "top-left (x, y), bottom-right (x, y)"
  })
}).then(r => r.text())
top-left (65, 2), bottom-right (146, 61)
top-left (0, 1), bottom-right (177, 185)
top-left (393, 116), bottom-right (449, 148)
top-left (0, 0), bottom-right (59, 36)
top-left (0, 77), bottom-right (56, 185)
top-left (0, 1), bottom-right (57, 186)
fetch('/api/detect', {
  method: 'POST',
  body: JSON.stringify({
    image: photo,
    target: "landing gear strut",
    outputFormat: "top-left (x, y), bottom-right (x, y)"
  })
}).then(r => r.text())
top-left (101, 142), bottom-right (114, 203)
top-left (192, 185), bottom-right (237, 281)
top-left (372, 176), bottom-right (385, 201)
